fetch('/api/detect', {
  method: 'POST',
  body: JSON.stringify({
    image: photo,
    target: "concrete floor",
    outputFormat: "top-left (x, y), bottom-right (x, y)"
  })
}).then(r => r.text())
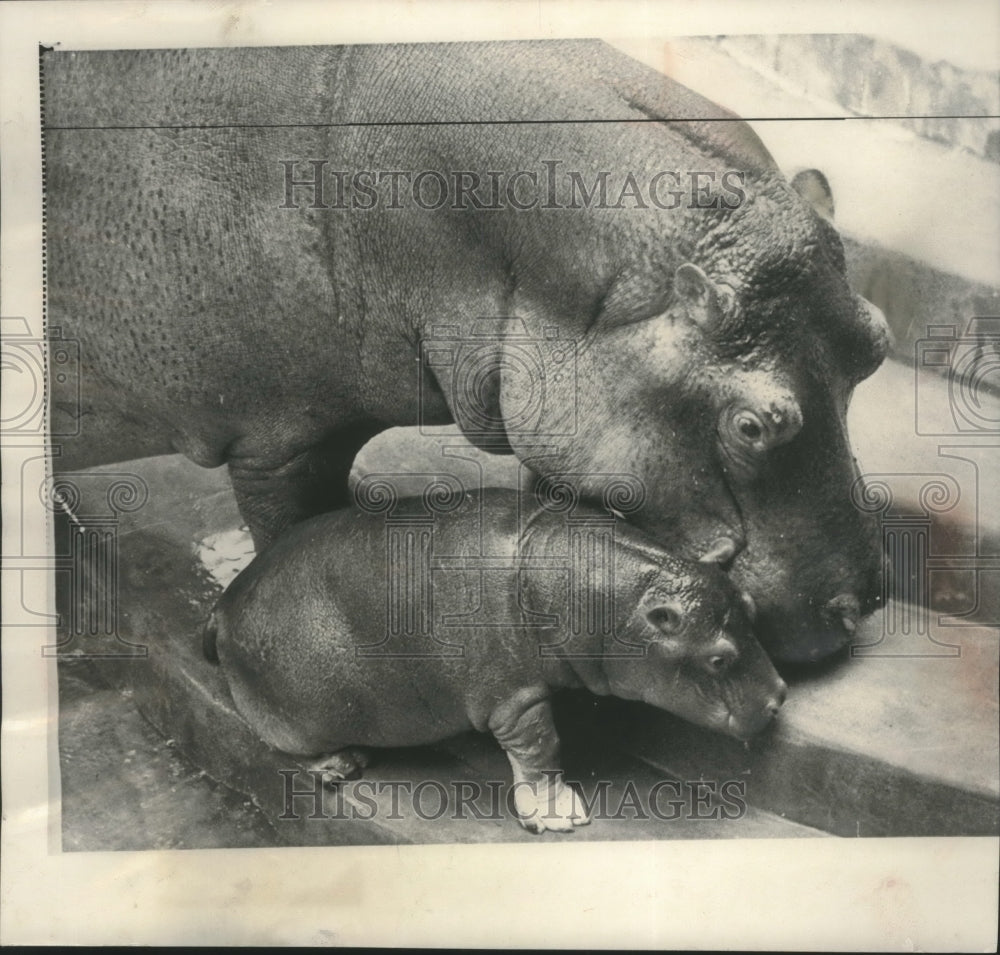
top-left (58, 658), bottom-right (281, 851)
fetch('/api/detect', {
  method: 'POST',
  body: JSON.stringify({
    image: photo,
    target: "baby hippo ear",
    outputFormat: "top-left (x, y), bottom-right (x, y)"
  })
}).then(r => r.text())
top-left (740, 592), bottom-right (757, 623)
top-left (674, 264), bottom-right (725, 329)
top-left (645, 600), bottom-right (687, 656)
top-left (646, 602), bottom-right (684, 633)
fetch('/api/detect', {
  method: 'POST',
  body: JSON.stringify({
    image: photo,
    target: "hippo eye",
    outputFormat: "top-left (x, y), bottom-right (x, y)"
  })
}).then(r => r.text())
top-left (736, 414), bottom-right (763, 441)
top-left (708, 654), bottom-right (730, 672)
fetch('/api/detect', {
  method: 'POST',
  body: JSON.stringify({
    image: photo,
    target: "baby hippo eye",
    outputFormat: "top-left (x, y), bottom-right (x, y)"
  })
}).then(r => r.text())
top-left (703, 637), bottom-right (738, 675)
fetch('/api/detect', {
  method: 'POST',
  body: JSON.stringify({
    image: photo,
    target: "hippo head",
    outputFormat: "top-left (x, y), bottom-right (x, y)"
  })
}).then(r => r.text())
top-left (606, 554), bottom-right (787, 740)
top-left (496, 171), bottom-right (889, 663)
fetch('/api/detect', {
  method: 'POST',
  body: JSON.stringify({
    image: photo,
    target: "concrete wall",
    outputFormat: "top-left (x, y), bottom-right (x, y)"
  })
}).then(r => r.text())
top-left (717, 34), bottom-right (1000, 162)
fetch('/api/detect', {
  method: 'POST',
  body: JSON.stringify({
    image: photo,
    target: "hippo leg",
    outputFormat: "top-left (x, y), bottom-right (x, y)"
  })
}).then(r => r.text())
top-left (228, 421), bottom-right (384, 549)
top-left (305, 747), bottom-right (372, 788)
top-left (488, 691), bottom-right (590, 834)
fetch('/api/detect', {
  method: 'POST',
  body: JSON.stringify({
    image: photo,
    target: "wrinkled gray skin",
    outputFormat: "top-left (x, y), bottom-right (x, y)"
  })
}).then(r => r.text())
top-left (44, 41), bottom-right (889, 662)
top-left (205, 489), bottom-right (787, 832)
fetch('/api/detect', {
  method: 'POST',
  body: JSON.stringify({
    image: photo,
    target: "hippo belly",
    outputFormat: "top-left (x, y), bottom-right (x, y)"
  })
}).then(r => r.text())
top-left (220, 640), bottom-right (477, 756)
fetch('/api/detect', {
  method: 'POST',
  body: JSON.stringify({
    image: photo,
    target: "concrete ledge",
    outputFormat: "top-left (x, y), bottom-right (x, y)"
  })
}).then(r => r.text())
top-left (596, 615), bottom-right (999, 838)
top-left (716, 34), bottom-right (1000, 163)
top-left (58, 664), bottom-right (282, 851)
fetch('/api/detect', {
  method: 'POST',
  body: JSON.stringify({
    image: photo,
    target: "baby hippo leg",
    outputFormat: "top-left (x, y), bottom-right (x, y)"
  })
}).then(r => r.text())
top-left (306, 748), bottom-right (372, 787)
top-left (488, 690), bottom-right (590, 834)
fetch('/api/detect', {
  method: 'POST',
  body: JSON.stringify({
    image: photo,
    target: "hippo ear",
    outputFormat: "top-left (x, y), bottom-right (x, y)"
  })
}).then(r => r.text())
top-left (698, 536), bottom-right (741, 565)
top-left (674, 264), bottom-right (723, 329)
top-left (790, 168), bottom-right (835, 221)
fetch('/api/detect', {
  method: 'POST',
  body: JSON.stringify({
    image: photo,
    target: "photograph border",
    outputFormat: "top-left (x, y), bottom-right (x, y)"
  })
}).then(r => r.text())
top-left (2, 0), bottom-right (998, 948)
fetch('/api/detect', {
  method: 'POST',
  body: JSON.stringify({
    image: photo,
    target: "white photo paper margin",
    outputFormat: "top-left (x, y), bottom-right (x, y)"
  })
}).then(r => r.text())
top-left (1, 0), bottom-right (998, 948)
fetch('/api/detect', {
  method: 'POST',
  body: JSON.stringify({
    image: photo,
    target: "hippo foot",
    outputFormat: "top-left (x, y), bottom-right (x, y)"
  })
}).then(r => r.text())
top-left (514, 776), bottom-right (591, 834)
top-left (305, 748), bottom-right (371, 788)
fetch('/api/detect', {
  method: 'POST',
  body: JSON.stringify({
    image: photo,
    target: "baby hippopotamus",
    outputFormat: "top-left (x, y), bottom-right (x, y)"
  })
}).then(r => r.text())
top-left (205, 488), bottom-right (786, 833)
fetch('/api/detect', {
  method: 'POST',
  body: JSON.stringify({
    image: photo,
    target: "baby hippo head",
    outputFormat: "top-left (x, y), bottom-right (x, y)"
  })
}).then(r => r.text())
top-left (610, 561), bottom-right (787, 740)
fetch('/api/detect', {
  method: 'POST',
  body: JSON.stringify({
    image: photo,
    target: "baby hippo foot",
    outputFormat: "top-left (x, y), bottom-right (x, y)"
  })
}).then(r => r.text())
top-left (305, 747), bottom-right (371, 788)
top-left (491, 694), bottom-right (591, 834)
top-left (513, 773), bottom-right (591, 834)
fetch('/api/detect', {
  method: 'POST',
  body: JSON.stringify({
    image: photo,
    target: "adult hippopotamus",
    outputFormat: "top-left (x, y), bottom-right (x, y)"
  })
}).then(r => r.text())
top-left (204, 488), bottom-right (786, 833)
top-left (42, 40), bottom-right (889, 661)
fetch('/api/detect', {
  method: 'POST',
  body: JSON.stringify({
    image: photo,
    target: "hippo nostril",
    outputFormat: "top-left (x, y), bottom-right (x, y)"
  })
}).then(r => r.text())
top-left (863, 573), bottom-right (884, 614)
top-left (766, 685), bottom-right (786, 717)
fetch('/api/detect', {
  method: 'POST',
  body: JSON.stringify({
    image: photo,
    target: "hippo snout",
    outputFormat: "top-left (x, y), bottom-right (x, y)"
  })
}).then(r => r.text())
top-left (728, 676), bottom-right (787, 739)
top-left (753, 561), bottom-right (883, 663)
